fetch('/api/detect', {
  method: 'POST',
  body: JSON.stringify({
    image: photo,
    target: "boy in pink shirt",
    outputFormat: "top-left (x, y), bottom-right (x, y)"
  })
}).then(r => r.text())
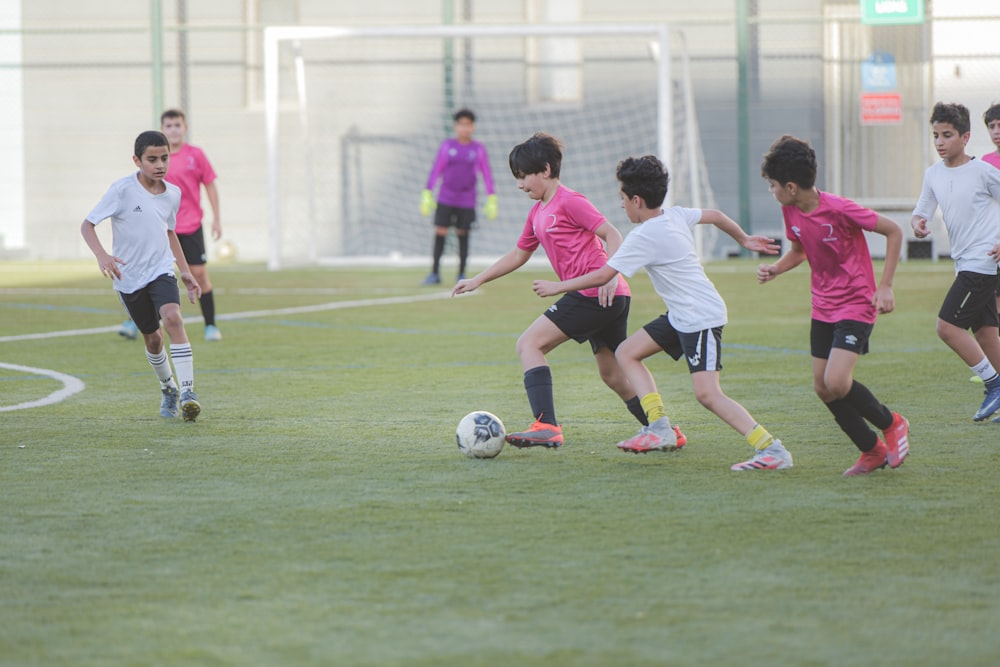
top-left (758, 135), bottom-right (909, 476)
top-left (452, 133), bottom-right (684, 449)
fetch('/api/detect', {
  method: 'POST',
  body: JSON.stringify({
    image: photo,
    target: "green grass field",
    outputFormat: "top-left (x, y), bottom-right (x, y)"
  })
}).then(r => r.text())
top-left (2, 259), bottom-right (998, 667)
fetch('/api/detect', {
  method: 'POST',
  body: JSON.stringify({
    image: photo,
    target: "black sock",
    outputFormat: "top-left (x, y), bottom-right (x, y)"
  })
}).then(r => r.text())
top-left (844, 381), bottom-right (893, 430)
top-left (458, 234), bottom-right (469, 276)
top-left (432, 235), bottom-right (445, 273)
top-left (625, 396), bottom-right (648, 425)
top-left (199, 290), bottom-right (216, 327)
top-left (524, 366), bottom-right (557, 426)
top-left (825, 398), bottom-right (879, 452)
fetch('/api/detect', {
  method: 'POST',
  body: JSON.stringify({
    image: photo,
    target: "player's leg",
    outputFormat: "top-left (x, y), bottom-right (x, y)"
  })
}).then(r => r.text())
top-left (423, 206), bottom-right (451, 285)
top-left (455, 208), bottom-right (475, 282)
top-left (937, 272), bottom-right (1000, 420)
top-left (179, 228), bottom-right (221, 341)
top-left (152, 275), bottom-right (200, 422)
top-left (504, 314), bottom-right (569, 448)
top-left (120, 287), bottom-right (177, 417)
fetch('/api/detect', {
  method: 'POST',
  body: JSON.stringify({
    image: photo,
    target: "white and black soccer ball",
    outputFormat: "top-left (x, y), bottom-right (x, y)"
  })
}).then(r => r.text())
top-left (456, 411), bottom-right (506, 459)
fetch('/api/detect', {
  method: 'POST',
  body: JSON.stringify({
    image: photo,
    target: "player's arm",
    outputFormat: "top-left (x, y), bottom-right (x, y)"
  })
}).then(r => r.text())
top-left (204, 180), bottom-right (221, 241)
top-left (452, 247), bottom-right (532, 296)
top-left (757, 239), bottom-right (805, 284)
top-left (533, 264), bottom-right (618, 299)
top-left (872, 214), bottom-right (902, 314)
top-left (910, 176), bottom-right (936, 239)
top-left (167, 229), bottom-right (201, 303)
top-left (592, 221), bottom-right (623, 307)
top-left (80, 219), bottom-right (125, 279)
top-left (700, 209), bottom-right (780, 255)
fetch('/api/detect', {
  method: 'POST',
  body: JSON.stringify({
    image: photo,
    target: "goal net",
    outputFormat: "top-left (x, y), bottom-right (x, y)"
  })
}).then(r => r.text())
top-left (264, 24), bottom-right (717, 270)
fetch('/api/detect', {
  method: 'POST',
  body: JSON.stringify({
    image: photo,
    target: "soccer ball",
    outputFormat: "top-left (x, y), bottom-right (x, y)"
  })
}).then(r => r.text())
top-left (456, 411), bottom-right (506, 459)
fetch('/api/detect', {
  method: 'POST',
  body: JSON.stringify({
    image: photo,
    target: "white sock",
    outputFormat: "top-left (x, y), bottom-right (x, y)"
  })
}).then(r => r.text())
top-left (146, 350), bottom-right (176, 390)
top-left (969, 357), bottom-right (998, 383)
top-left (169, 343), bottom-right (195, 393)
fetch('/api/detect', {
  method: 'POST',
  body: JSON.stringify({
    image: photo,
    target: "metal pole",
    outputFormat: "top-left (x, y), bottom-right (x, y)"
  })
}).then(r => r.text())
top-left (736, 0), bottom-right (752, 237)
top-left (656, 25), bottom-right (672, 205)
top-left (442, 0), bottom-right (454, 132)
top-left (177, 0), bottom-right (189, 120)
top-left (150, 0), bottom-right (164, 126)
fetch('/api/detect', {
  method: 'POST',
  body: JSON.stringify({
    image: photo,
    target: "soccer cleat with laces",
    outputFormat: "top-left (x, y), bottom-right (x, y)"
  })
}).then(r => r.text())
top-left (204, 324), bottom-right (223, 341)
top-left (505, 420), bottom-right (563, 448)
top-left (730, 440), bottom-right (793, 470)
top-left (617, 417), bottom-right (680, 453)
top-left (159, 386), bottom-right (179, 418)
top-left (882, 412), bottom-right (909, 468)
top-left (672, 425), bottom-right (687, 448)
top-left (973, 377), bottom-right (1000, 421)
top-left (843, 439), bottom-right (888, 476)
top-left (179, 390), bottom-right (201, 423)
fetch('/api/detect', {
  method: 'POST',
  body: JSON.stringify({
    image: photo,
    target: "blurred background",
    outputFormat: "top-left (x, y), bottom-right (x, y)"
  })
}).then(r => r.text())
top-left (0, 0), bottom-right (997, 266)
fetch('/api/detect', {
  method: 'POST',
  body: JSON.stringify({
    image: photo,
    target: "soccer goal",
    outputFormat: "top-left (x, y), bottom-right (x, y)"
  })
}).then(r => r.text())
top-left (263, 23), bottom-right (717, 270)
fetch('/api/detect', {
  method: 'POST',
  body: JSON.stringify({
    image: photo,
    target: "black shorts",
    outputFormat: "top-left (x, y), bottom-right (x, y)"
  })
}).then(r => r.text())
top-left (543, 291), bottom-right (630, 354)
top-left (178, 226), bottom-right (207, 266)
top-left (433, 204), bottom-right (476, 231)
top-left (939, 271), bottom-right (1000, 332)
top-left (644, 314), bottom-right (724, 373)
top-left (118, 274), bottom-right (180, 335)
top-left (810, 319), bottom-right (873, 359)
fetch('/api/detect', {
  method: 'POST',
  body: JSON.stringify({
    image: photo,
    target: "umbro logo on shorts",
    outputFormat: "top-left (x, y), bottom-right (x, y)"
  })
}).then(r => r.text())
top-left (548, 304), bottom-right (558, 313)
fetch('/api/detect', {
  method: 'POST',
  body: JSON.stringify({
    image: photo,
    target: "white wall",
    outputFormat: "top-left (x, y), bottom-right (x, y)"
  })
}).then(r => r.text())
top-left (0, 2), bottom-right (24, 251)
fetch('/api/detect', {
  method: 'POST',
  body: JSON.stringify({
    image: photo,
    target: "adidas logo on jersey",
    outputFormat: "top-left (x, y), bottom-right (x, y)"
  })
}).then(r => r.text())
top-left (133, 205), bottom-right (143, 213)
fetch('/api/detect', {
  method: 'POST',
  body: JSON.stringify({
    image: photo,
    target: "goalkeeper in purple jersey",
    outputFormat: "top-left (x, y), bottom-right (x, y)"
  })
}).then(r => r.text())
top-left (419, 109), bottom-right (497, 285)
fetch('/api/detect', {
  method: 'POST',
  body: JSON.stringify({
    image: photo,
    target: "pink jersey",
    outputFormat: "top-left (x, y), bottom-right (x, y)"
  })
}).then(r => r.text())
top-left (984, 152), bottom-right (1000, 170)
top-left (517, 185), bottom-right (630, 299)
top-left (165, 143), bottom-right (217, 235)
top-left (782, 191), bottom-right (879, 324)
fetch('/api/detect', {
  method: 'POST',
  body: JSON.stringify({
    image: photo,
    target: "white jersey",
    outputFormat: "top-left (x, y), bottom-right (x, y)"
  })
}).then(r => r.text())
top-left (912, 157), bottom-right (1000, 275)
top-left (86, 173), bottom-right (181, 294)
top-left (608, 207), bottom-right (728, 332)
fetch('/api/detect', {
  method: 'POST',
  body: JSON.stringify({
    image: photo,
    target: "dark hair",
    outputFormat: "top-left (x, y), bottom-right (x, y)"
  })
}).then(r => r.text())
top-left (160, 108), bottom-right (186, 124)
top-left (617, 155), bottom-right (669, 208)
top-left (930, 102), bottom-right (970, 135)
top-left (509, 132), bottom-right (563, 179)
top-left (134, 130), bottom-right (169, 159)
top-left (760, 135), bottom-right (817, 189)
top-left (453, 108), bottom-right (475, 123)
top-left (984, 103), bottom-right (1000, 127)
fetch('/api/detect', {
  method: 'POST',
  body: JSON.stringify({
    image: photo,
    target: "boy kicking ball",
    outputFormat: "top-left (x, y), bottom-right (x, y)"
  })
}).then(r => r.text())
top-left (533, 155), bottom-right (789, 471)
top-left (81, 130), bottom-right (203, 422)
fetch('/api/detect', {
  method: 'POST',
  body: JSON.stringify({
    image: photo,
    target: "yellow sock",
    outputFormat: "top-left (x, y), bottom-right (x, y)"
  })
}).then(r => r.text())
top-left (746, 423), bottom-right (774, 451)
top-left (639, 392), bottom-right (666, 423)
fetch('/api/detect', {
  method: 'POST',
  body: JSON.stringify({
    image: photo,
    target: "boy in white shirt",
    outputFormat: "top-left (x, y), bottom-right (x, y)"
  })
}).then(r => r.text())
top-left (911, 102), bottom-right (1000, 422)
top-left (81, 131), bottom-right (203, 422)
top-left (533, 155), bottom-right (790, 470)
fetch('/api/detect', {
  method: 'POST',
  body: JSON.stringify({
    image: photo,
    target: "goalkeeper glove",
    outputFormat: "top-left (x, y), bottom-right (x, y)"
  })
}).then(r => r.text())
top-left (483, 194), bottom-right (498, 221)
top-left (420, 189), bottom-right (436, 216)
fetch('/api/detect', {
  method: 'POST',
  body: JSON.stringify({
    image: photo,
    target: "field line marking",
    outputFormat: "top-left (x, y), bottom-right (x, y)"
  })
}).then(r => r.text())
top-left (0, 362), bottom-right (86, 412)
top-left (0, 289), bottom-right (465, 344)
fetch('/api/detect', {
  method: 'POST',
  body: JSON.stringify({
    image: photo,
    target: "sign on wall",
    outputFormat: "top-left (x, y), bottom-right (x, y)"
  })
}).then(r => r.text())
top-left (860, 0), bottom-right (925, 25)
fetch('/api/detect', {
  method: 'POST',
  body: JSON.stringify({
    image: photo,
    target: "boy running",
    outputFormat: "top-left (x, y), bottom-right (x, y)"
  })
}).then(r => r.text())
top-left (759, 135), bottom-right (908, 476)
top-left (911, 102), bottom-right (1000, 422)
top-left (81, 130), bottom-right (203, 422)
top-left (533, 155), bottom-right (789, 470)
top-left (420, 108), bottom-right (497, 285)
top-left (452, 134), bottom-right (683, 449)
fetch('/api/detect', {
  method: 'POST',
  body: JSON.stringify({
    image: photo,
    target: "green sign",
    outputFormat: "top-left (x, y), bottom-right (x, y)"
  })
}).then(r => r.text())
top-left (860, 0), bottom-right (924, 25)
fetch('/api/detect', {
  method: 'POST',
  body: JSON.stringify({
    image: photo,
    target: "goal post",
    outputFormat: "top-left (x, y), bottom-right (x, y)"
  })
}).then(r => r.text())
top-left (263, 23), bottom-right (710, 270)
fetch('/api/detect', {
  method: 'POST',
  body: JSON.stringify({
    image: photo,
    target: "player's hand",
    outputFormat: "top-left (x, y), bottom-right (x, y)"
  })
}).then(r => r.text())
top-left (452, 277), bottom-right (478, 297)
top-left (97, 253), bottom-right (125, 280)
top-left (757, 264), bottom-right (778, 284)
top-left (483, 194), bottom-right (498, 221)
top-left (532, 280), bottom-right (562, 298)
top-left (211, 219), bottom-right (222, 242)
top-left (744, 235), bottom-right (781, 255)
top-left (874, 286), bottom-right (895, 314)
top-left (912, 217), bottom-right (930, 239)
top-left (420, 189), bottom-right (436, 217)
top-left (597, 274), bottom-right (618, 308)
top-left (989, 242), bottom-right (1000, 262)
top-left (180, 272), bottom-right (202, 303)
